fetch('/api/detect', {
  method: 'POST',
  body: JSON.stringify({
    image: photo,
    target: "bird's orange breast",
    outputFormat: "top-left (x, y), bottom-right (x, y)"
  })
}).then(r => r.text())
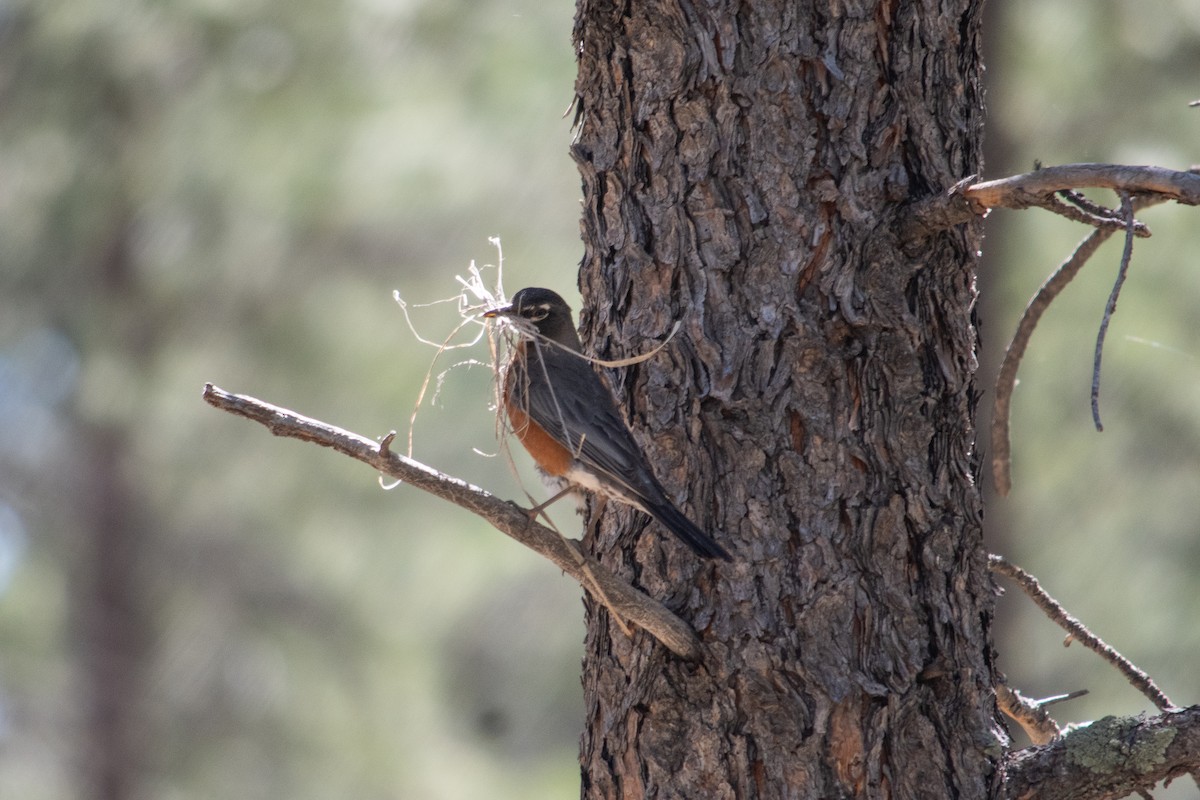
top-left (504, 385), bottom-right (574, 478)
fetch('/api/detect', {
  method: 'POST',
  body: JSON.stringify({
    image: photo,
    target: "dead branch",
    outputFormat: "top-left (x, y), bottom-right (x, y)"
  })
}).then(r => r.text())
top-left (989, 555), bottom-right (1173, 711)
top-left (1003, 706), bottom-right (1200, 800)
top-left (902, 163), bottom-right (1199, 243)
top-left (201, 383), bottom-right (704, 660)
top-left (989, 191), bottom-right (1172, 495)
top-left (964, 163), bottom-right (1200, 210)
top-left (1039, 191), bottom-right (1150, 238)
top-left (1090, 193), bottom-right (1136, 431)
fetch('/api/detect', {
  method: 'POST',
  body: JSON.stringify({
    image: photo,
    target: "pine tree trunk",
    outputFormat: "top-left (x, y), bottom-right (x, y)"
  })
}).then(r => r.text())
top-left (571, 1), bottom-right (999, 797)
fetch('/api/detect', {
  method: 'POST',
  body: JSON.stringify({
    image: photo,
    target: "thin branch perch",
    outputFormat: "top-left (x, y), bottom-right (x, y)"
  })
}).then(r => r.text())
top-left (201, 383), bottom-right (703, 660)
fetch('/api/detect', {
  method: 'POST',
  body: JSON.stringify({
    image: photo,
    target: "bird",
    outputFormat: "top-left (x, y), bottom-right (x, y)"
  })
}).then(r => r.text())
top-left (483, 287), bottom-right (731, 561)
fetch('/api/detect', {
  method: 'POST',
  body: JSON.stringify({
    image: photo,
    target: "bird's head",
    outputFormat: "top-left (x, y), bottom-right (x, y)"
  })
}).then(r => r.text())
top-left (484, 287), bottom-right (578, 346)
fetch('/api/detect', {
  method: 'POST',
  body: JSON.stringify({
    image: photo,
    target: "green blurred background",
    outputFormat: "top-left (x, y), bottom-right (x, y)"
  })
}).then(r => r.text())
top-left (1, 1), bottom-right (1197, 797)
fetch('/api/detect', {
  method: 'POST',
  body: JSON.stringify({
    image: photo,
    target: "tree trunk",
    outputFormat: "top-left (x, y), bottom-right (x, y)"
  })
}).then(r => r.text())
top-left (571, 1), bottom-right (999, 797)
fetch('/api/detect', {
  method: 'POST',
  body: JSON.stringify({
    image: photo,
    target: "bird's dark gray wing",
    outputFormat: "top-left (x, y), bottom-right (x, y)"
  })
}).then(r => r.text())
top-left (515, 342), bottom-right (657, 494)
top-left (513, 339), bottom-right (732, 560)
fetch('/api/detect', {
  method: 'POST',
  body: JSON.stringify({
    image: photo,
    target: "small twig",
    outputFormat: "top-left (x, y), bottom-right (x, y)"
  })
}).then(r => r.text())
top-left (1057, 188), bottom-right (1129, 222)
top-left (991, 227), bottom-right (1113, 494)
top-left (1090, 192), bottom-right (1137, 431)
top-left (201, 383), bottom-right (704, 660)
top-left (990, 193), bottom-right (1170, 494)
top-left (989, 555), bottom-right (1174, 711)
top-left (1039, 191), bottom-right (1151, 237)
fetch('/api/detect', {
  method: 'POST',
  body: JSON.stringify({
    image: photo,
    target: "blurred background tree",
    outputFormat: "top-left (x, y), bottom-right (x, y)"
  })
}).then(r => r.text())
top-left (0, 0), bottom-right (1197, 798)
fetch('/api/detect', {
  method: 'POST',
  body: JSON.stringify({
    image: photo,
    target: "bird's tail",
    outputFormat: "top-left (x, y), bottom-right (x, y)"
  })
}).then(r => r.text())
top-left (646, 499), bottom-right (732, 561)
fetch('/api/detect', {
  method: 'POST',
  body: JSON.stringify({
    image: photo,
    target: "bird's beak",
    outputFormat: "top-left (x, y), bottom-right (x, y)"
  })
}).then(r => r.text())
top-left (483, 303), bottom-right (513, 319)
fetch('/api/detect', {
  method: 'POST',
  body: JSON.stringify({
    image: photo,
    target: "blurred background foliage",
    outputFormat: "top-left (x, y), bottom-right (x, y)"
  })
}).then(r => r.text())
top-left (0, 0), bottom-right (1197, 797)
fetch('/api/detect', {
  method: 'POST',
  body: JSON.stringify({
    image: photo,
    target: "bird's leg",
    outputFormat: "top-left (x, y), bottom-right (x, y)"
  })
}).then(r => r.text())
top-left (524, 485), bottom-right (574, 521)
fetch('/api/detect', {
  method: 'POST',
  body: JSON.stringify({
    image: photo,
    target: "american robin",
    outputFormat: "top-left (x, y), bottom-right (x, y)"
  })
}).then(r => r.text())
top-left (484, 287), bottom-right (731, 561)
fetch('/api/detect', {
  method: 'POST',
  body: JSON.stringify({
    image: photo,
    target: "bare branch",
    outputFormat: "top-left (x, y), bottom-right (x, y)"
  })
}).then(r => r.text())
top-left (989, 556), bottom-right (1174, 711)
top-left (201, 383), bottom-right (704, 660)
top-left (1058, 189), bottom-right (1128, 221)
top-left (1003, 706), bottom-right (1200, 800)
top-left (965, 163), bottom-right (1200, 210)
top-left (903, 164), bottom-right (1199, 244)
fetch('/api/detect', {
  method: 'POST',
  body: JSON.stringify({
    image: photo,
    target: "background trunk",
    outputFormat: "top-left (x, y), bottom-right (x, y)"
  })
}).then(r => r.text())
top-left (571, 2), bottom-right (999, 797)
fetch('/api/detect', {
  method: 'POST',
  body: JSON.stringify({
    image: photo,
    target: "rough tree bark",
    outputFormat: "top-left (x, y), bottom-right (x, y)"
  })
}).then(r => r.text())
top-left (570, 1), bottom-right (999, 797)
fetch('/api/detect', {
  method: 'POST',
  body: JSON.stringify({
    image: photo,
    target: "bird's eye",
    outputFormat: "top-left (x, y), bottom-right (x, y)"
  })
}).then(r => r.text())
top-left (528, 305), bottom-right (550, 322)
